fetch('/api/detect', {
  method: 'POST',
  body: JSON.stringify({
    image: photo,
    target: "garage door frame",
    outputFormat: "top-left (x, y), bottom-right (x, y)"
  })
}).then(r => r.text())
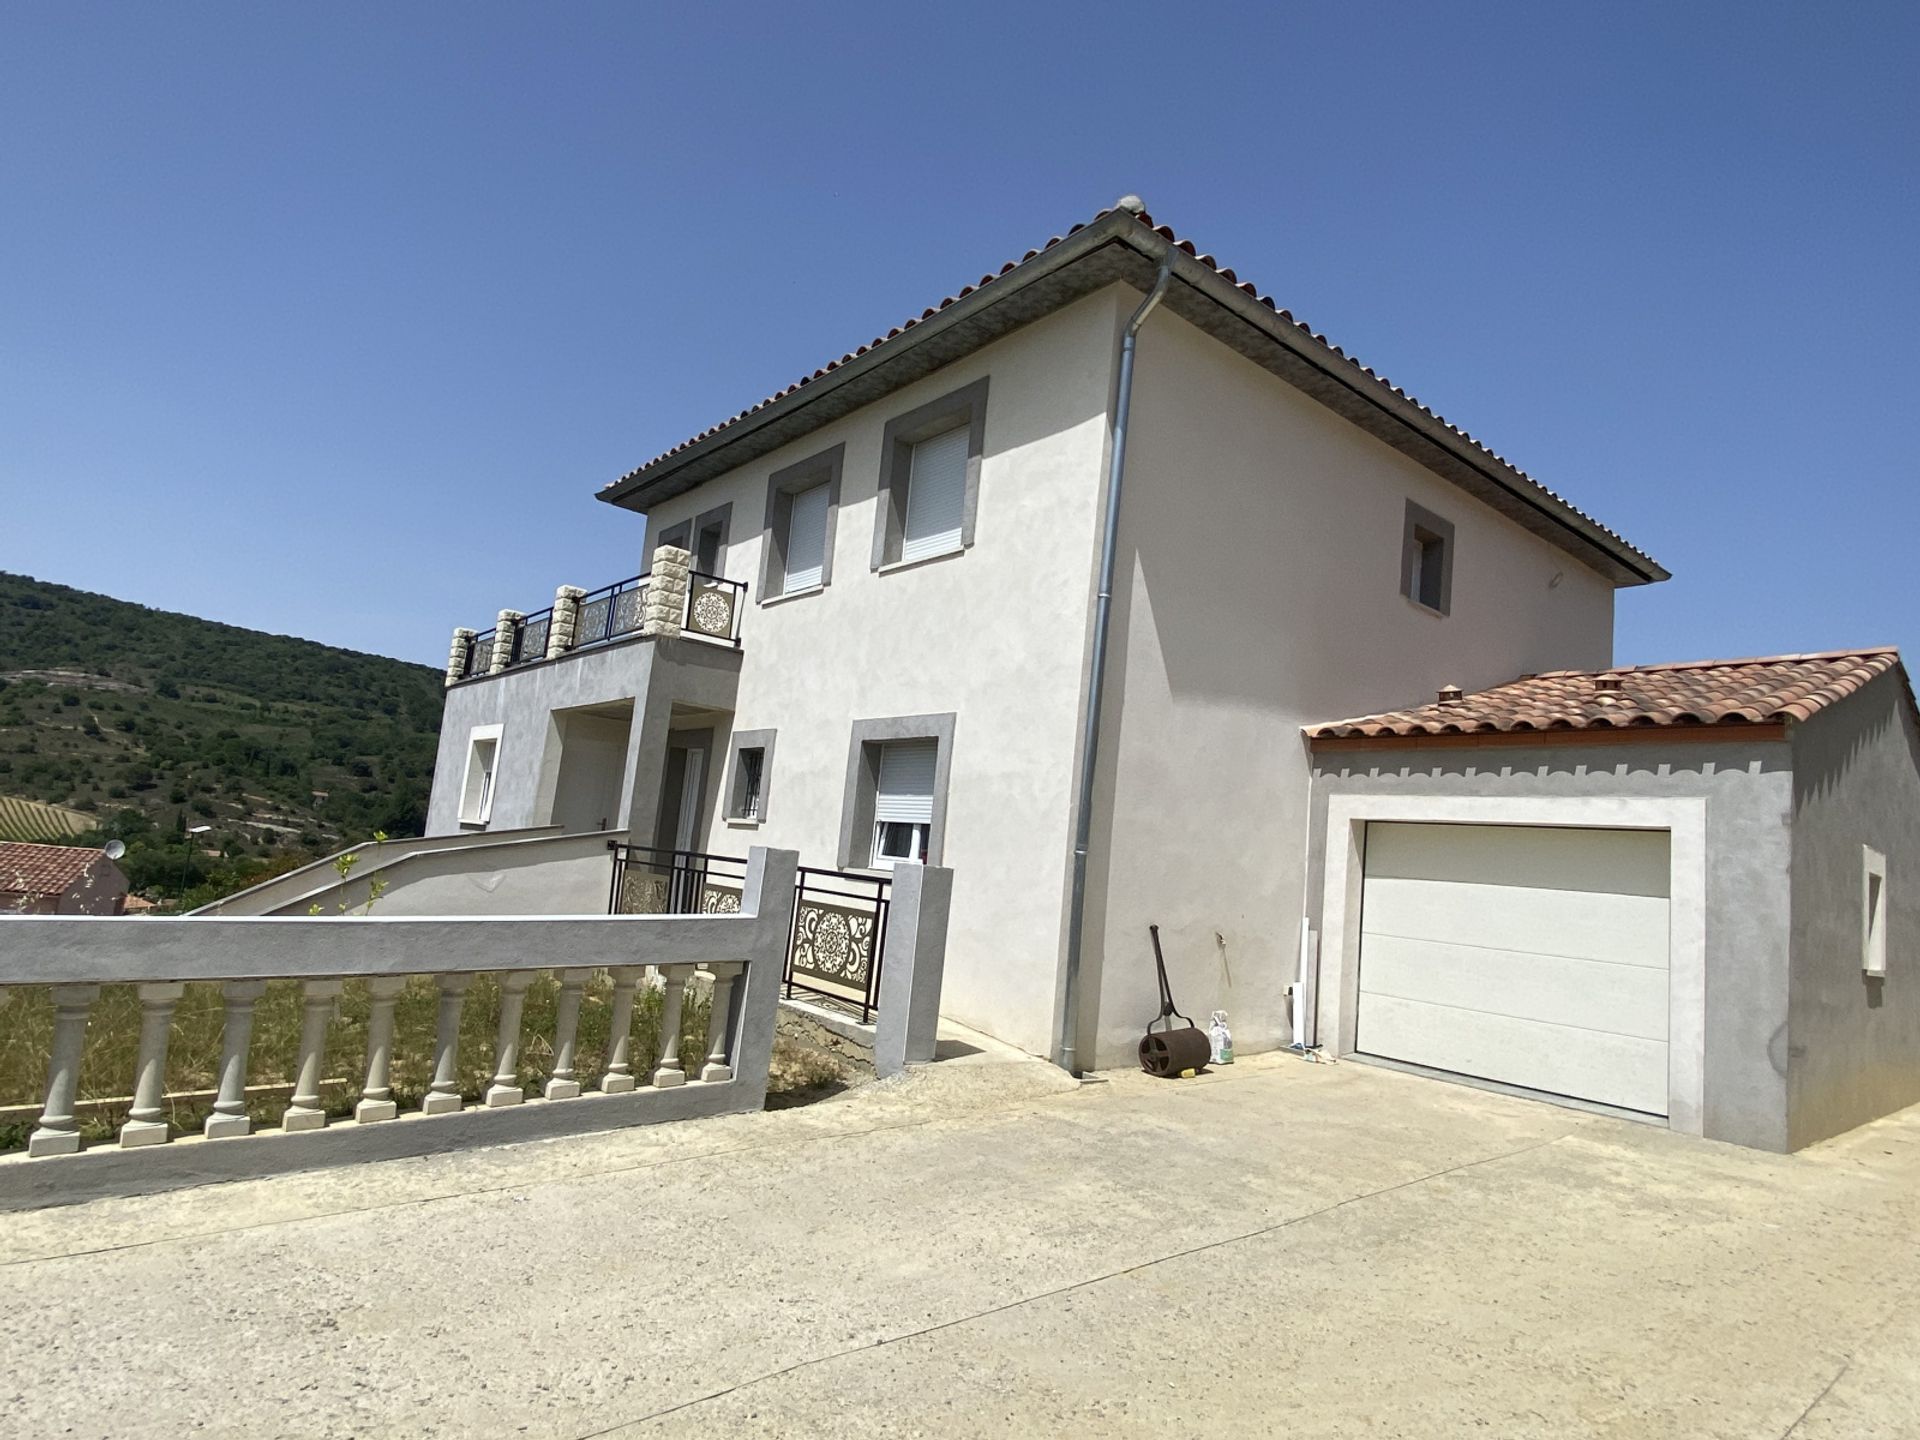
top-left (1316, 794), bottom-right (1707, 1136)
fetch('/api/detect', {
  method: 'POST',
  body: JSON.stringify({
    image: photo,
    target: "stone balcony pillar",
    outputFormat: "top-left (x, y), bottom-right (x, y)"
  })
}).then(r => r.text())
top-left (547, 585), bottom-right (586, 660)
top-left (488, 611), bottom-right (523, 674)
top-left (445, 628), bottom-right (478, 687)
top-left (642, 546), bottom-right (690, 638)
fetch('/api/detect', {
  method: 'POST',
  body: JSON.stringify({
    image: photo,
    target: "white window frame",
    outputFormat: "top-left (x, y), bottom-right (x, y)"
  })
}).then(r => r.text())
top-left (1864, 845), bottom-right (1888, 977)
top-left (459, 723), bottom-right (504, 826)
top-left (872, 819), bottom-right (929, 869)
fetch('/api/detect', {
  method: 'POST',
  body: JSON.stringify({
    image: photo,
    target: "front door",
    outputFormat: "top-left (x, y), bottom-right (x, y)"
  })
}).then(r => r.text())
top-left (653, 737), bottom-right (711, 911)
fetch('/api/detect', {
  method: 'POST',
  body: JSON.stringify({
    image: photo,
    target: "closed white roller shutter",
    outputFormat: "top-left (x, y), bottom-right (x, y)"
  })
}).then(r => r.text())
top-left (901, 426), bottom-right (967, 562)
top-left (783, 482), bottom-right (830, 593)
top-left (874, 740), bottom-right (937, 823)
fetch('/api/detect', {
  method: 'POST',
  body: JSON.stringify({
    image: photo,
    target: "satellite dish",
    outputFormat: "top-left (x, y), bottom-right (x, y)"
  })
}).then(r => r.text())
top-left (103, 840), bottom-right (127, 861)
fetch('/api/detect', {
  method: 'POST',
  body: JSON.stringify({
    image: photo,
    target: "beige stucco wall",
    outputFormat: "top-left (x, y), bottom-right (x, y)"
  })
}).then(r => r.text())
top-left (1075, 307), bottom-right (1620, 1068)
top-left (637, 287), bottom-right (1129, 1055)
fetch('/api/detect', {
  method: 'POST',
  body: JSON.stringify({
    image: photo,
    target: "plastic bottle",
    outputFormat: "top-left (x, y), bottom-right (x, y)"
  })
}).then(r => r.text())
top-left (1208, 1010), bottom-right (1234, 1065)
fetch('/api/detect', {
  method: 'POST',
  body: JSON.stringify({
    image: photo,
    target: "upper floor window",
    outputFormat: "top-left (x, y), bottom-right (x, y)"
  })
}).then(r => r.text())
top-left (1400, 500), bottom-right (1455, 615)
top-left (760, 445), bottom-right (843, 602)
top-left (657, 504), bottom-right (732, 577)
top-left (872, 377), bottom-right (988, 570)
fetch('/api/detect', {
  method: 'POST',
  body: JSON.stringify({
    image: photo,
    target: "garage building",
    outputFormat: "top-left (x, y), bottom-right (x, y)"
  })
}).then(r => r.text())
top-left (1304, 649), bottom-right (1920, 1152)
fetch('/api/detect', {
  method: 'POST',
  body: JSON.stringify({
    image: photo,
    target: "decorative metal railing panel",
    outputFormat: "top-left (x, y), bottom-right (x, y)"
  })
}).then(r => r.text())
top-left (608, 846), bottom-right (890, 1023)
top-left (684, 573), bottom-right (745, 644)
top-left (464, 630), bottom-right (496, 678)
top-left (518, 610), bottom-right (551, 662)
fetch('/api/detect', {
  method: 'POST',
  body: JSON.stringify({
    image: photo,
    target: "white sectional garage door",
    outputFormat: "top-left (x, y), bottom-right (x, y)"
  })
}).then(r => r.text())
top-left (1356, 822), bottom-right (1672, 1116)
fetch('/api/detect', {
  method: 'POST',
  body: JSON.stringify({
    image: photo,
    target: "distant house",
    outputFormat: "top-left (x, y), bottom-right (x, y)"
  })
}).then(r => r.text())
top-left (0, 843), bottom-right (129, 915)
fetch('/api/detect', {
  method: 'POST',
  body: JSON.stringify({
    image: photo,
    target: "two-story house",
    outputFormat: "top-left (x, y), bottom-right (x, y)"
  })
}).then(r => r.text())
top-left (426, 197), bottom-right (1667, 1074)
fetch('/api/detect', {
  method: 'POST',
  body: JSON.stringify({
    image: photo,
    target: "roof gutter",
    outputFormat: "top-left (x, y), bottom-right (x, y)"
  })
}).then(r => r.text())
top-left (1056, 236), bottom-right (1175, 1076)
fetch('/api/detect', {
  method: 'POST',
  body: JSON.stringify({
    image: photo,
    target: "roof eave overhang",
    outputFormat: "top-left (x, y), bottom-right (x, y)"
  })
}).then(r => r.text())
top-left (599, 214), bottom-right (1667, 587)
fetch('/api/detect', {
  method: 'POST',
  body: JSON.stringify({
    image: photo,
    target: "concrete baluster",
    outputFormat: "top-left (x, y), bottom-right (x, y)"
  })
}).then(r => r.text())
top-left (445, 626), bottom-right (477, 687)
top-left (356, 975), bottom-right (409, 1123)
top-left (120, 981), bottom-right (187, 1148)
top-left (601, 966), bottom-right (643, 1093)
top-left (547, 585), bottom-right (585, 660)
top-left (205, 979), bottom-right (269, 1138)
top-left (29, 984), bottom-right (101, 1157)
top-left (488, 610), bottom-right (523, 673)
top-left (486, 971), bottom-right (535, 1107)
top-left (546, 968), bottom-right (592, 1099)
top-left (653, 966), bottom-right (689, 1089)
top-left (283, 980), bottom-right (344, 1132)
top-left (423, 973), bottom-right (473, 1115)
top-left (700, 964), bottom-right (742, 1082)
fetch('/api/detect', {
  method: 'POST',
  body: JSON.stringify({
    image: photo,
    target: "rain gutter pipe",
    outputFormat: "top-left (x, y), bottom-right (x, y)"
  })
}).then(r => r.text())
top-left (1056, 236), bottom-right (1175, 1076)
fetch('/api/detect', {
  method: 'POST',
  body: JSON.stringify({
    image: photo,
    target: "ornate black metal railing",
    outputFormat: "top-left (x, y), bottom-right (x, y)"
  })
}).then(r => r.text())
top-left (460, 629), bottom-right (497, 679)
top-left (574, 573), bottom-right (650, 651)
top-left (608, 844), bottom-right (892, 1024)
top-left (607, 842), bottom-right (749, 917)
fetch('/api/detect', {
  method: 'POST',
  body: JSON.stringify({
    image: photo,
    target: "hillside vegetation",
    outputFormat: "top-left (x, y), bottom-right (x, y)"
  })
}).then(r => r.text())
top-left (0, 572), bottom-right (444, 902)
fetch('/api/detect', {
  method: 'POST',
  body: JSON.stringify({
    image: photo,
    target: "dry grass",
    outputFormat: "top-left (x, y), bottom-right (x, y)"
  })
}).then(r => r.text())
top-left (0, 972), bottom-right (714, 1150)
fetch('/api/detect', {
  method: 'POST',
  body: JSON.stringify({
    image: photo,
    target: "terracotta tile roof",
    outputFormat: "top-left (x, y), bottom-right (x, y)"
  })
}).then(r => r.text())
top-left (1305, 649), bottom-right (1905, 742)
top-left (0, 841), bottom-right (109, 897)
top-left (599, 200), bottom-right (1661, 582)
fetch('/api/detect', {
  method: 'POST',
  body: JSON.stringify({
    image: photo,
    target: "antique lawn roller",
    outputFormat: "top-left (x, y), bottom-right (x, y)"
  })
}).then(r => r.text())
top-left (1139, 924), bottom-right (1212, 1077)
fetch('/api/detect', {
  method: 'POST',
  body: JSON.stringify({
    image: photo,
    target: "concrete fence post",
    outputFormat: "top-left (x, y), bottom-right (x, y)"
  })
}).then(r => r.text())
top-left (547, 585), bottom-right (586, 660)
top-left (874, 864), bottom-right (953, 1078)
top-left (642, 545), bottom-right (691, 638)
top-left (726, 846), bottom-right (800, 1106)
top-left (445, 628), bottom-right (477, 687)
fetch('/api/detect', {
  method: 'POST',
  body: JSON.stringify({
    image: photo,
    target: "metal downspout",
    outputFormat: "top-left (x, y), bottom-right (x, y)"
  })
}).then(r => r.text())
top-left (1057, 246), bottom-right (1175, 1075)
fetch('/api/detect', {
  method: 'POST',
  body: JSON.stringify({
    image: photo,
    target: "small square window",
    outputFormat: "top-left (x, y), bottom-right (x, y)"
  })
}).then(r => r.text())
top-left (1400, 500), bottom-right (1455, 615)
top-left (738, 748), bottom-right (765, 819)
top-left (1864, 846), bottom-right (1888, 977)
top-left (724, 729), bottom-right (777, 823)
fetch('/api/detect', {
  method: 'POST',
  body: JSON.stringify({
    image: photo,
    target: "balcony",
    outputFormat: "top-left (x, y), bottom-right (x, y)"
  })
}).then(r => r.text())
top-left (448, 556), bottom-right (746, 686)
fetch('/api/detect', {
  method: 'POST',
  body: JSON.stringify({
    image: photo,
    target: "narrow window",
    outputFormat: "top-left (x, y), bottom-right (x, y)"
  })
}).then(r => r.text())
top-left (737, 747), bottom-right (765, 819)
top-left (871, 739), bottom-right (936, 867)
top-left (783, 482), bottom-right (831, 593)
top-left (1400, 500), bottom-right (1455, 615)
top-left (1864, 846), bottom-right (1888, 977)
top-left (900, 426), bottom-right (968, 562)
top-left (460, 728), bottom-right (502, 826)
top-left (694, 520), bottom-right (724, 575)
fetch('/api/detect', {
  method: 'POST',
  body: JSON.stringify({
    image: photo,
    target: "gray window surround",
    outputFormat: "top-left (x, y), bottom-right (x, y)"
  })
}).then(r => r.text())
top-left (1400, 499), bottom-right (1456, 616)
top-left (653, 503), bottom-right (732, 574)
top-left (758, 444), bottom-right (844, 603)
top-left (870, 377), bottom-right (989, 571)
top-left (837, 713), bottom-right (957, 870)
top-left (724, 728), bottom-right (778, 823)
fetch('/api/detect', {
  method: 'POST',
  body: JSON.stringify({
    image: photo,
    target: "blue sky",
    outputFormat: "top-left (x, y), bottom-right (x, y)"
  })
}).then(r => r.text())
top-left (3, 4), bottom-right (1914, 669)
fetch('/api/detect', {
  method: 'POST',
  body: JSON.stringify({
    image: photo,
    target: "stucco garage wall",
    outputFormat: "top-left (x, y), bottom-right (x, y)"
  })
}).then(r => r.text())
top-left (1306, 738), bottom-right (1795, 1151)
top-left (263, 829), bottom-right (623, 917)
top-left (1076, 305), bottom-right (1621, 1070)
top-left (635, 288), bottom-right (1127, 1056)
top-left (1787, 671), bottom-right (1920, 1148)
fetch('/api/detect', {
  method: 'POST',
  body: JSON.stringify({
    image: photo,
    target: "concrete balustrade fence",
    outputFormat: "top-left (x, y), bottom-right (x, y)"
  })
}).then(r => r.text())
top-left (0, 849), bottom-right (799, 1208)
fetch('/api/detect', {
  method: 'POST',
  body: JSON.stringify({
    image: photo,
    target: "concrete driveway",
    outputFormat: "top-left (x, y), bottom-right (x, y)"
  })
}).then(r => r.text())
top-left (4, 1051), bottom-right (1918, 1438)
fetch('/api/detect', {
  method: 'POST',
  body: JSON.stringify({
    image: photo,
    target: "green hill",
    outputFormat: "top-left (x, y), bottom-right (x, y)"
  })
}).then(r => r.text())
top-left (0, 572), bottom-right (444, 901)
